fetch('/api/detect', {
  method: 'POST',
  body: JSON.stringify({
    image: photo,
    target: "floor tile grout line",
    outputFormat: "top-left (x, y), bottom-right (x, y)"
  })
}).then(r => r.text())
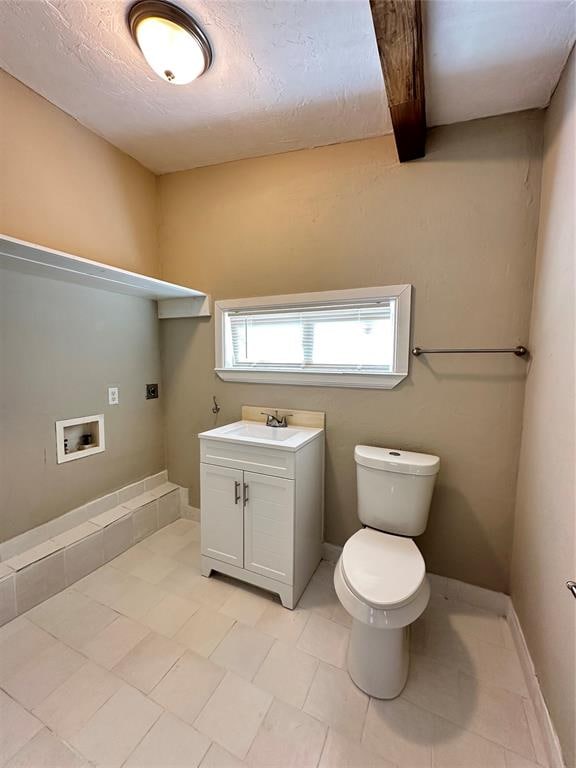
top-left (115, 696), bottom-right (164, 768)
top-left (206, 616), bottom-right (238, 658)
top-left (1, 668), bottom-right (122, 763)
top-left (112, 631), bottom-right (188, 695)
top-left (51, 722), bottom-right (91, 765)
top-left (2, 530), bottom-right (204, 741)
top-left (313, 720), bottom-right (330, 768)
top-left (135, 683), bottom-right (220, 765)
top-left (301, 657), bottom-right (324, 715)
top-left (362, 643), bottom-right (541, 766)
top-left (294, 607), bottom-right (312, 643)
top-left (143, 682), bottom-right (222, 760)
top-left (431, 711), bottom-right (516, 767)
top-left (406, 641), bottom-right (529, 699)
top-left (521, 697), bottom-right (550, 768)
top-left (194, 735), bottom-right (213, 768)
top-left (243, 690), bottom-right (276, 763)
top-left (0, 628), bottom-right (92, 699)
top-left (424, 608), bottom-right (525, 654)
top-left (12, 609), bottom-right (175, 736)
top-left (25, 604), bottom-right (123, 659)
top-left (506, 698), bottom-right (542, 765)
top-left (246, 628), bottom-right (277, 683)
top-left (189, 669), bottom-right (276, 763)
top-left (2, 531), bottom-right (549, 768)
top-left (39, 672), bottom-right (121, 747)
top-left (358, 690), bottom-right (371, 746)
top-left (190, 664), bottom-right (231, 734)
top-left (4, 718), bottom-right (89, 767)
top-left (397, 697), bottom-right (538, 766)
top-left (69, 573), bottom-right (148, 616)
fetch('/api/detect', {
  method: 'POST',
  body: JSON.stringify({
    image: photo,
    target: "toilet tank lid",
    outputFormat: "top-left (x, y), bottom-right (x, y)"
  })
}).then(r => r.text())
top-left (355, 445), bottom-right (440, 476)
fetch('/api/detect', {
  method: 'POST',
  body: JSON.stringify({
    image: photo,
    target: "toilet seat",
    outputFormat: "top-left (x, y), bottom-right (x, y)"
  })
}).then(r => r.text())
top-left (342, 528), bottom-right (426, 609)
top-left (334, 528), bottom-right (430, 631)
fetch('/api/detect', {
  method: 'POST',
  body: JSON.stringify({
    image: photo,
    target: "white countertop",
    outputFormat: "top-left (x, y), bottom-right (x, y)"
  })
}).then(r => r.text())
top-left (198, 420), bottom-right (324, 451)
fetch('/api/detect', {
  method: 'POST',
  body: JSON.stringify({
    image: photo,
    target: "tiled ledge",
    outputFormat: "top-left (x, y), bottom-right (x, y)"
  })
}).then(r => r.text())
top-left (0, 474), bottom-right (183, 626)
top-left (0, 471), bottom-right (170, 561)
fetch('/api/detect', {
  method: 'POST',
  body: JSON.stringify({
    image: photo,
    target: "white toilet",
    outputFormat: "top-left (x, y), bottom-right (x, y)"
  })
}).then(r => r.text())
top-left (334, 445), bottom-right (440, 699)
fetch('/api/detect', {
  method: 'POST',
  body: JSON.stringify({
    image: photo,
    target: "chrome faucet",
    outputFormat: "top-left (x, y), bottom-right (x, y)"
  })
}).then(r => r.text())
top-left (261, 410), bottom-right (292, 428)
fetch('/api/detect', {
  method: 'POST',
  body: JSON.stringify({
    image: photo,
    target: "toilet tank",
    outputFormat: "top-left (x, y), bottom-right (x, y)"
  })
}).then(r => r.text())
top-left (355, 446), bottom-right (440, 536)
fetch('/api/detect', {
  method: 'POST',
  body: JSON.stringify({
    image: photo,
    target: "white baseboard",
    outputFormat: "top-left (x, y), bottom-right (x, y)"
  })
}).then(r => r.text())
top-left (179, 488), bottom-right (200, 522)
top-left (507, 604), bottom-right (565, 768)
top-left (321, 542), bottom-right (342, 563)
top-left (427, 573), bottom-right (509, 615)
top-left (181, 505), bottom-right (200, 522)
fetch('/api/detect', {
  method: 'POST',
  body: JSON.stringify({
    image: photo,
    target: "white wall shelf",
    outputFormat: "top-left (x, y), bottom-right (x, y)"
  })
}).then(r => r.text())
top-left (0, 234), bottom-right (210, 318)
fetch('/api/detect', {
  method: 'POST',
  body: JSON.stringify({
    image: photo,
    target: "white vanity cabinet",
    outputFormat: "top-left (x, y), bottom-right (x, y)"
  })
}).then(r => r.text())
top-left (200, 464), bottom-right (244, 568)
top-left (199, 421), bottom-right (324, 608)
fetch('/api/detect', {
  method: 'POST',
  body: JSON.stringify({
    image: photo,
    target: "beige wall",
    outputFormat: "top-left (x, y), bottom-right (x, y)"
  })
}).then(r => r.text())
top-left (0, 70), bottom-right (159, 277)
top-left (0, 268), bottom-right (165, 542)
top-left (511, 48), bottom-right (575, 768)
top-left (158, 110), bottom-right (543, 592)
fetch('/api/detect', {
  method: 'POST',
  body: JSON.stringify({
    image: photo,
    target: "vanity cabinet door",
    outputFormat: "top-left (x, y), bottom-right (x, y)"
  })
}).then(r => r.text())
top-left (243, 471), bottom-right (294, 585)
top-left (200, 463), bottom-right (244, 567)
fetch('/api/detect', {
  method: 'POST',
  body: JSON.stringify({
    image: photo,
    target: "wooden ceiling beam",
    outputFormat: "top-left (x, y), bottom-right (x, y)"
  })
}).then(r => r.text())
top-left (370, 0), bottom-right (426, 162)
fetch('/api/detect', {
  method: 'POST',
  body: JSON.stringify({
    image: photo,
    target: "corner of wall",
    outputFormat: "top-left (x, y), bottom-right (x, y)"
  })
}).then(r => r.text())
top-left (1, 69), bottom-right (159, 278)
top-left (510, 44), bottom-right (575, 768)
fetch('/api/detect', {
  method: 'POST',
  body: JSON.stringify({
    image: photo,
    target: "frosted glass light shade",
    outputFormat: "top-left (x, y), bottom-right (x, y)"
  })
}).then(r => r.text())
top-left (128, 1), bottom-right (212, 85)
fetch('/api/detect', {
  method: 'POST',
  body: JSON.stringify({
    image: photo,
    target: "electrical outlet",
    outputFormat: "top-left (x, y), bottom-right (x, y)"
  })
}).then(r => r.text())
top-left (108, 387), bottom-right (119, 405)
top-left (146, 383), bottom-right (159, 400)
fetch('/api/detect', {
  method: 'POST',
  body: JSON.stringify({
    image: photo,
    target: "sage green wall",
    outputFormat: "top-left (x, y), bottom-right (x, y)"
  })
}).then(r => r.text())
top-left (158, 111), bottom-right (543, 593)
top-left (0, 269), bottom-right (165, 542)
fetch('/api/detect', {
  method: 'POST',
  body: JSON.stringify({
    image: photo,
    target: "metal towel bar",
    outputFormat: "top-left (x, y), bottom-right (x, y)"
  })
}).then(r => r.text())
top-left (412, 346), bottom-right (528, 357)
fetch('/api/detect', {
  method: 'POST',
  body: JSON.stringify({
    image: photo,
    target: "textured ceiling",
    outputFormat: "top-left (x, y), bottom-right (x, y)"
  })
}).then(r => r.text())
top-left (0, 0), bottom-right (574, 174)
top-left (0, 0), bottom-right (390, 173)
top-left (425, 0), bottom-right (575, 127)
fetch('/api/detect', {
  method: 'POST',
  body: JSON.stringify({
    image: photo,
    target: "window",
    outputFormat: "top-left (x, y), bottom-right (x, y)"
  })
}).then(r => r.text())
top-left (215, 285), bottom-right (411, 389)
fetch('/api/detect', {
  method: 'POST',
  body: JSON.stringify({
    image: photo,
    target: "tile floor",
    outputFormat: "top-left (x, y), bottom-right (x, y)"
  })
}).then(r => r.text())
top-left (0, 519), bottom-right (548, 768)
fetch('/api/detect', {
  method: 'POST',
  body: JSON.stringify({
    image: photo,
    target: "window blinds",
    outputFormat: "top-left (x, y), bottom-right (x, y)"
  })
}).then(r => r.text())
top-left (223, 299), bottom-right (396, 373)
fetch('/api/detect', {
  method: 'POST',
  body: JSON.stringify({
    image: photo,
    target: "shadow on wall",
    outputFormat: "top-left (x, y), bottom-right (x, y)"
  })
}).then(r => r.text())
top-left (418, 485), bottom-right (509, 595)
top-left (424, 108), bottom-right (544, 163)
top-left (414, 353), bottom-right (529, 384)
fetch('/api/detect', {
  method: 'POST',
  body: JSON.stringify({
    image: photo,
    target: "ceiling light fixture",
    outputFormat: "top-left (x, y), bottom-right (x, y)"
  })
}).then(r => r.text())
top-left (128, 0), bottom-right (212, 85)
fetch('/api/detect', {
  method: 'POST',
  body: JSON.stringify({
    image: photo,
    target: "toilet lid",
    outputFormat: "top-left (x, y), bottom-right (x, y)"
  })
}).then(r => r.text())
top-left (341, 529), bottom-right (426, 608)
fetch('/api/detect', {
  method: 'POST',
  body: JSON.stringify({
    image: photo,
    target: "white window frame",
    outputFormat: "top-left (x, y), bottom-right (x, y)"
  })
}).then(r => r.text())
top-left (215, 285), bottom-right (411, 390)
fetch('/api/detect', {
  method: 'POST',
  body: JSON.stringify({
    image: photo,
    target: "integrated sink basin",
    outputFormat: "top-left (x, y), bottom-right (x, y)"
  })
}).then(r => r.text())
top-left (198, 420), bottom-right (323, 451)
top-left (228, 424), bottom-right (299, 441)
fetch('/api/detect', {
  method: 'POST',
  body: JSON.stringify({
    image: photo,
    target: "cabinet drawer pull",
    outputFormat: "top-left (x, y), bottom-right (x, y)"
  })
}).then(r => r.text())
top-left (234, 480), bottom-right (241, 505)
top-left (243, 482), bottom-right (249, 505)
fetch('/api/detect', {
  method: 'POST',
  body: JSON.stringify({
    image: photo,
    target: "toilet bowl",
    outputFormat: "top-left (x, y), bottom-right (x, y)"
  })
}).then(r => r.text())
top-left (334, 445), bottom-right (439, 699)
top-left (334, 528), bottom-right (430, 698)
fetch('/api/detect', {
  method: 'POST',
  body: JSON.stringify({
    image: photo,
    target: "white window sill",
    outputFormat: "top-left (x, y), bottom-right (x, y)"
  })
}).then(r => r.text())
top-left (215, 368), bottom-right (407, 389)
